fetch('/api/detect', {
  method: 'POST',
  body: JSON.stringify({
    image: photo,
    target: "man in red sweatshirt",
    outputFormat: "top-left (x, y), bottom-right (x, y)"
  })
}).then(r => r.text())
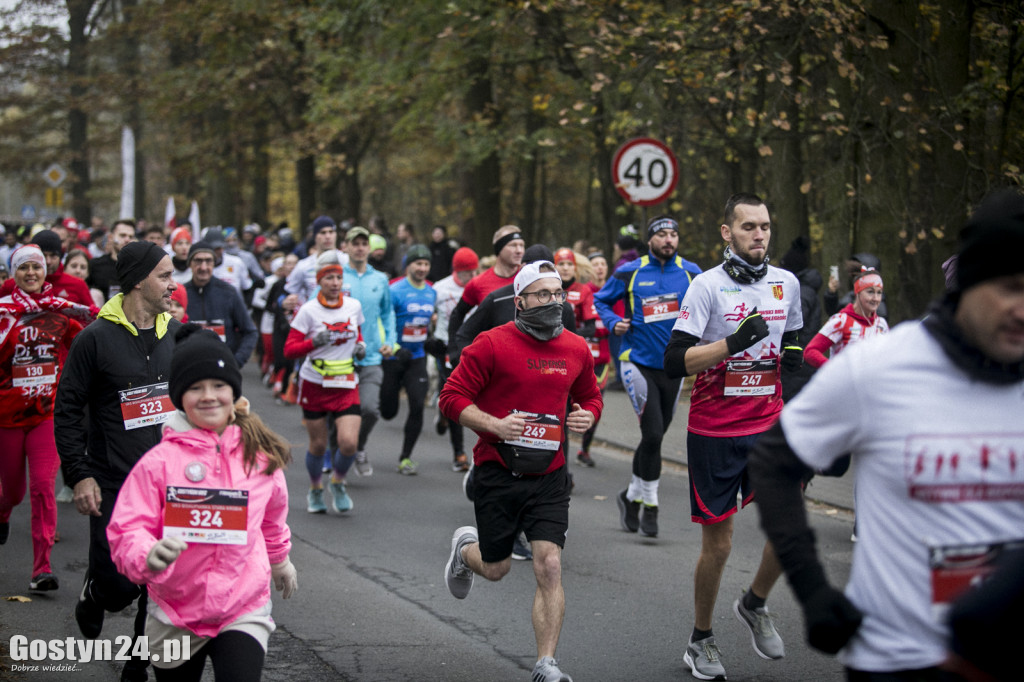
top-left (440, 260), bottom-right (602, 682)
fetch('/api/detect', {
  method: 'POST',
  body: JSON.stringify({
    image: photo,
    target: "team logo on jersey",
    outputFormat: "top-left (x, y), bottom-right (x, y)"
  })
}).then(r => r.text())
top-left (322, 320), bottom-right (357, 340)
top-left (771, 284), bottom-right (784, 300)
top-left (677, 305), bottom-right (690, 320)
top-left (724, 302), bottom-right (751, 322)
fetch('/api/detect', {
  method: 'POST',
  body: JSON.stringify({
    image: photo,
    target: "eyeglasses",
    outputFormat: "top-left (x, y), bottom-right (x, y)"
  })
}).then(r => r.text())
top-left (520, 289), bottom-right (567, 304)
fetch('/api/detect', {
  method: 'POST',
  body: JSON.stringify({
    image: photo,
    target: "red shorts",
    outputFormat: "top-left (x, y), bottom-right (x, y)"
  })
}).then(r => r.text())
top-left (298, 377), bottom-right (360, 416)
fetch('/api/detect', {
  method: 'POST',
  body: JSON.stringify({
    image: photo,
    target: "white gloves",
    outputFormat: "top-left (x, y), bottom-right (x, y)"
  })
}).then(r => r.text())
top-left (271, 558), bottom-right (298, 599)
top-left (146, 537), bottom-right (188, 572)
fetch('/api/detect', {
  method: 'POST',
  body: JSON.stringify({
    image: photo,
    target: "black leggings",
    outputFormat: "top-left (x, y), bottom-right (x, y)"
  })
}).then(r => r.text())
top-left (380, 355), bottom-right (429, 459)
top-left (153, 631), bottom-right (265, 682)
top-left (622, 362), bottom-right (682, 481)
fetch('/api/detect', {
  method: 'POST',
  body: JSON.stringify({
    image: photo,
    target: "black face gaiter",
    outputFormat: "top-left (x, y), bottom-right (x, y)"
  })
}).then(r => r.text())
top-left (515, 302), bottom-right (564, 341)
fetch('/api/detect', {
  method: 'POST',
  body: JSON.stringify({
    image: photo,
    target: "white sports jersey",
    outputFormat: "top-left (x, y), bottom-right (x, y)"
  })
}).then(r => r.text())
top-left (815, 306), bottom-right (889, 357)
top-left (213, 253), bottom-right (252, 294)
top-left (290, 296), bottom-right (364, 385)
top-left (673, 263), bottom-right (802, 436)
top-left (781, 321), bottom-right (1024, 672)
top-left (432, 274), bottom-right (465, 343)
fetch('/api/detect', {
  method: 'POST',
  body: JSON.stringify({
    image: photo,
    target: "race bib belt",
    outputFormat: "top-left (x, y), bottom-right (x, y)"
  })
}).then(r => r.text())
top-left (163, 486), bottom-right (249, 545)
top-left (723, 358), bottom-right (778, 396)
top-left (312, 358), bottom-right (358, 389)
top-left (119, 382), bottom-right (174, 430)
top-left (641, 293), bottom-right (679, 323)
top-left (12, 358), bottom-right (57, 387)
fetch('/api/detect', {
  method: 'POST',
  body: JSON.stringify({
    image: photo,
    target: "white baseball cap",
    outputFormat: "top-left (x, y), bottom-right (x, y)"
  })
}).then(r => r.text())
top-left (513, 260), bottom-right (561, 297)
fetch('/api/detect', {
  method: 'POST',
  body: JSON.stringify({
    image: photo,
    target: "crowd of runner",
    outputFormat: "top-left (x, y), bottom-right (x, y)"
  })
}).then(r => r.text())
top-left (0, 189), bottom-right (1021, 682)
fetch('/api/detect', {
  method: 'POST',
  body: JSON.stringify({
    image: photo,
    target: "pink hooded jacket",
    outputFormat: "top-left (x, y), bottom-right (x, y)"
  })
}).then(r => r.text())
top-left (107, 421), bottom-right (291, 638)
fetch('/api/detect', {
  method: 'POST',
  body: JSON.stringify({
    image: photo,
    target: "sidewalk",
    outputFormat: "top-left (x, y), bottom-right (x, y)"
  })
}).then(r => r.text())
top-left (588, 383), bottom-right (855, 512)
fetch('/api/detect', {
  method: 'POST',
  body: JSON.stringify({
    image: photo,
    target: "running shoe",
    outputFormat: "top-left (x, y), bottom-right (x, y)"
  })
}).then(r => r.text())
top-left (532, 656), bottom-right (573, 682)
top-left (733, 596), bottom-right (785, 660)
top-left (617, 489), bottom-right (640, 533)
top-left (75, 574), bottom-right (104, 639)
top-left (306, 487), bottom-right (327, 514)
top-left (354, 451), bottom-right (374, 476)
top-left (398, 458), bottom-right (419, 475)
top-left (0, 521), bottom-right (8, 545)
top-left (640, 504), bottom-right (659, 537)
top-left (576, 451), bottom-right (595, 467)
top-left (56, 485), bottom-right (74, 503)
top-left (435, 411), bottom-right (448, 435)
top-left (452, 453), bottom-right (470, 472)
top-left (329, 480), bottom-right (353, 513)
top-left (683, 635), bottom-right (726, 680)
top-left (29, 572), bottom-right (59, 591)
top-left (444, 526), bottom-right (477, 599)
top-left (511, 532), bottom-right (533, 561)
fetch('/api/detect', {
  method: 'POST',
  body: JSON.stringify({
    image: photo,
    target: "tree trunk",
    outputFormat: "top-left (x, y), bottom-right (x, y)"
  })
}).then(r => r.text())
top-left (66, 0), bottom-right (93, 224)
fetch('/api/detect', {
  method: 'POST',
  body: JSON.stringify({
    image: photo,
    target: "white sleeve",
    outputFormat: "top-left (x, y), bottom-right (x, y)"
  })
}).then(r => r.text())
top-left (673, 275), bottom-right (713, 339)
top-left (290, 304), bottom-right (313, 335)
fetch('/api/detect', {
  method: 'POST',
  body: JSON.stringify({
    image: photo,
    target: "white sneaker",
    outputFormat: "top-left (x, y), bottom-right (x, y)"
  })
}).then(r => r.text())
top-left (532, 656), bottom-right (573, 682)
top-left (354, 451), bottom-right (373, 476)
top-left (444, 526), bottom-right (477, 599)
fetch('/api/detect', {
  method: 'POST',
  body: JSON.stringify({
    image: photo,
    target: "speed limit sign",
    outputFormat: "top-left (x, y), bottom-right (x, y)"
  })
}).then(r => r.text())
top-left (611, 138), bottom-right (678, 206)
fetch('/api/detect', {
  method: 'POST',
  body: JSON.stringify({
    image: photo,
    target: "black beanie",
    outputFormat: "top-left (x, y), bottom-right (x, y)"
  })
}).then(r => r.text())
top-left (169, 324), bottom-right (242, 410)
top-left (31, 229), bottom-right (64, 256)
top-left (117, 241), bottom-right (168, 294)
top-left (780, 235), bottom-right (810, 273)
top-left (523, 244), bottom-right (553, 264)
top-left (957, 188), bottom-right (1024, 292)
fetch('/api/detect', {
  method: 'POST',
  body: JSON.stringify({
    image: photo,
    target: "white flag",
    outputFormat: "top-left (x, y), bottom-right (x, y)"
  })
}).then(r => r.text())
top-left (188, 201), bottom-right (200, 242)
top-left (120, 127), bottom-right (135, 219)
top-left (164, 196), bottom-right (176, 229)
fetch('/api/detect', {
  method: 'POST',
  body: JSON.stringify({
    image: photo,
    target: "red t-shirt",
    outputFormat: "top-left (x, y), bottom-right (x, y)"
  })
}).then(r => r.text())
top-left (459, 267), bottom-right (517, 308)
top-left (439, 322), bottom-right (603, 474)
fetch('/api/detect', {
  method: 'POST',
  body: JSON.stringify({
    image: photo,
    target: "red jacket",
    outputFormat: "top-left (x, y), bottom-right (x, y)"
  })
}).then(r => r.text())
top-left (440, 322), bottom-right (603, 474)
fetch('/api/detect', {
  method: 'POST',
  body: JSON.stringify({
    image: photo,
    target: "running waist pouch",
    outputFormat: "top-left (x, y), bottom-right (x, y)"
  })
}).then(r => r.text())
top-left (311, 358), bottom-right (355, 377)
top-left (493, 444), bottom-right (557, 475)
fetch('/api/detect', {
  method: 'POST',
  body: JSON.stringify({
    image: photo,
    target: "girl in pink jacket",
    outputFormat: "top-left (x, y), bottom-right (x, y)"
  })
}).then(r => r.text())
top-left (108, 325), bottom-right (296, 681)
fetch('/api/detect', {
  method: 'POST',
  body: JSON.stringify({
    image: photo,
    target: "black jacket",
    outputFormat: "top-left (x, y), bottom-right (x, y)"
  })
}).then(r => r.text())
top-left (184, 277), bottom-right (258, 366)
top-left (56, 300), bottom-right (181, 490)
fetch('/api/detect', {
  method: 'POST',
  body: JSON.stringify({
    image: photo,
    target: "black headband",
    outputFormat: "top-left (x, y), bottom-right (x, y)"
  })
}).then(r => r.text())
top-left (493, 231), bottom-right (524, 256)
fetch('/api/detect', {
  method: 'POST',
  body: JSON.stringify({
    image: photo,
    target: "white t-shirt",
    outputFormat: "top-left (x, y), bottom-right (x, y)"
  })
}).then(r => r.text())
top-left (781, 321), bottom-right (1024, 672)
top-left (214, 253), bottom-right (252, 294)
top-left (290, 296), bottom-right (364, 385)
top-left (673, 263), bottom-right (802, 436)
top-left (252, 274), bottom-right (279, 335)
top-left (432, 274), bottom-right (465, 343)
top-left (815, 307), bottom-right (889, 357)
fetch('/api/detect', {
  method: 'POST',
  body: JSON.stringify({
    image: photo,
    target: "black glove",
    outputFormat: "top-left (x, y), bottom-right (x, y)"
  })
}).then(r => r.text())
top-left (312, 330), bottom-right (333, 348)
top-left (353, 342), bottom-right (367, 361)
top-left (801, 585), bottom-right (863, 654)
top-left (726, 307), bottom-right (770, 354)
top-left (423, 338), bottom-right (446, 360)
top-left (394, 346), bottom-right (413, 363)
top-left (781, 345), bottom-right (804, 371)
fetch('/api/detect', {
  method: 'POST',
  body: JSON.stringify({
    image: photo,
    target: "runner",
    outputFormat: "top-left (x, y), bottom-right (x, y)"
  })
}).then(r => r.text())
top-left (429, 246), bottom-right (479, 472)
top-left (284, 252), bottom-right (365, 513)
top-left (804, 268), bottom-right (888, 367)
top-left (341, 226), bottom-right (397, 476)
top-left (579, 251), bottom-right (612, 467)
top-left (381, 244), bottom-right (436, 475)
top-left (749, 187), bottom-right (1024, 680)
top-left (183, 241), bottom-right (259, 367)
top-left (107, 325), bottom-right (296, 681)
top-left (593, 215), bottom-right (702, 538)
top-left (553, 247), bottom-right (600, 467)
top-left (664, 193), bottom-right (803, 679)
top-left (440, 261), bottom-right (602, 682)
top-left (56, 240), bottom-right (182, 681)
top-left (0, 245), bottom-right (94, 592)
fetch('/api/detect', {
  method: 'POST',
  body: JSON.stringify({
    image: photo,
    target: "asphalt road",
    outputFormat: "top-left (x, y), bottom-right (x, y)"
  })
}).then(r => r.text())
top-left (0, 361), bottom-right (853, 681)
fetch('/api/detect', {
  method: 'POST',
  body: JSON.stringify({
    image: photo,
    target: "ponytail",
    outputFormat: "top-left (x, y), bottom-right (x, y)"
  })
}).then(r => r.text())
top-left (231, 399), bottom-right (291, 475)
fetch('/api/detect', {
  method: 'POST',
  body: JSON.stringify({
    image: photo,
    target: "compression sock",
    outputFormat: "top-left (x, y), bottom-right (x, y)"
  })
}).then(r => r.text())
top-left (640, 478), bottom-right (660, 507)
top-left (333, 451), bottom-right (357, 478)
top-left (305, 451), bottom-right (323, 485)
top-left (626, 475), bottom-right (643, 502)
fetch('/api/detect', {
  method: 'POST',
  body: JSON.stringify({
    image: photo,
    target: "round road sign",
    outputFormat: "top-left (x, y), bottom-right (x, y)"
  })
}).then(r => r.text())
top-left (611, 138), bottom-right (678, 206)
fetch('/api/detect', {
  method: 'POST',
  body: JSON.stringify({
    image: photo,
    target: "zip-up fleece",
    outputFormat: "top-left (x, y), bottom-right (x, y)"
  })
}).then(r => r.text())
top-left (107, 421), bottom-right (290, 638)
top-left (55, 295), bottom-right (181, 490)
